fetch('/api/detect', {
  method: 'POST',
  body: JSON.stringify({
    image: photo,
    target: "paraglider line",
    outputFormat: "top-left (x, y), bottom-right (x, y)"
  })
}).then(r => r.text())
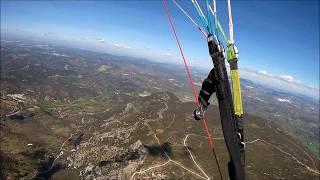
top-left (162, 0), bottom-right (224, 179)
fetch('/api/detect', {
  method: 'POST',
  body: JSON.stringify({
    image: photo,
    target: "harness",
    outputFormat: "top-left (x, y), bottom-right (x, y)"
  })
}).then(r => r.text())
top-left (162, 1), bottom-right (245, 179)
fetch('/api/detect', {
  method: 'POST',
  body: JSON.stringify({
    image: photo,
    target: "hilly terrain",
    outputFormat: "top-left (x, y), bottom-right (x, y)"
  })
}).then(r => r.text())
top-left (0, 39), bottom-right (319, 179)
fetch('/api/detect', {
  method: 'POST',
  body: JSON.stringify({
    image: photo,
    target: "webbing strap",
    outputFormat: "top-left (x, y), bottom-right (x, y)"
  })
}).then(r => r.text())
top-left (227, 0), bottom-right (234, 43)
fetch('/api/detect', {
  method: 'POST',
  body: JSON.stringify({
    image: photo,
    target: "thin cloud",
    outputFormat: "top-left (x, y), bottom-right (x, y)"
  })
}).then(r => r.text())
top-left (259, 70), bottom-right (267, 75)
top-left (165, 49), bottom-right (172, 57)
top-left (277, 74), bottom-right (301, 84)
top-left (113, 43), bottom-right (131, 49)
top-left (279, 75), bottom-right (294, 82)
top-left (240, 68), bottom-right (319, 98)
top-left (43, 32), bottom-right (55, 37)
top-left (258, 70), bottom-right (273, 77)
top-left (97, 38), bottom-right (105, 43)
top-left (123, 44), bottom-right (131, 49)
top-left (165, 52), bottom-right (172, 57)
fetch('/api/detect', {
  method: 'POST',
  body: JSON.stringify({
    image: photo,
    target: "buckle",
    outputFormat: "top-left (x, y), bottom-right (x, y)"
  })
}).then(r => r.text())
top-left (193, 106), bottom-right (205, 120)
top-left (237, 132), bottom-right (242, 140)
top-left (240, 142), bottom-right (245, 150)
top-left (238, 132), bottom-right (245, 150)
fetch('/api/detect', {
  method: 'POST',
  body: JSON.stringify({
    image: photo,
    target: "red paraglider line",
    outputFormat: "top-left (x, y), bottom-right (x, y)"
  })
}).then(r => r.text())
top-left (161, 0), bottom-right (223, 179)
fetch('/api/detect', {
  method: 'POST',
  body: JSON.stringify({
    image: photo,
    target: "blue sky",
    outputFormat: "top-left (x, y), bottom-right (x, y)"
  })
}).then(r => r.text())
top-left (1, 0), bottom-right (319, 97)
